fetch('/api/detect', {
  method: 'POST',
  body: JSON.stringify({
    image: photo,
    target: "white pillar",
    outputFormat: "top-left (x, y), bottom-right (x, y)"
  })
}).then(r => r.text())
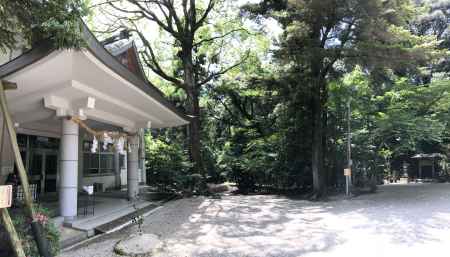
top-left (114, 149), bottom-right (121, 189)
top-left (59, 118), bottom-right (79, 220)
top-left (127, 135), bottom-right (139, 200)
top-left (123, 153), bottom-right (127, 186)
top-left (139, 129), bottom-right (146, 184)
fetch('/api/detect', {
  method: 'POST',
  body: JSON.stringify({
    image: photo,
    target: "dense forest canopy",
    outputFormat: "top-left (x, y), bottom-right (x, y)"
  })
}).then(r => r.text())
top-left (0, 1), bottom-right (448, 256)
top-left (0, 0), bottom-right (87, 51)
top-left (1, 0), bottom-right (449, 197)
top-left (86, 0), bottom-right (450, 196)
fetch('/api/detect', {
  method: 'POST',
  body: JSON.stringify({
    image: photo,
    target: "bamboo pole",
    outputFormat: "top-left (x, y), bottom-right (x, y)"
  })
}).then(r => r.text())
top-left (0, 120), bottom-right (4, 175)
top-left (1, 114), bottom-right (26, 257)
top-left (0, 80), bottom-right (52, 257)
top-left (1, 209), bottom-right (26, 257)
top-left (0, 83), bottom-right (26, 257)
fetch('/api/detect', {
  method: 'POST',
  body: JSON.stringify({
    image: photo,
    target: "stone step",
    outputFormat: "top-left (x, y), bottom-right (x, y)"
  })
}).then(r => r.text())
top-left (59, 195), bottom-right (178, 250)
top-left (60, 227), bottom-right (88, 249)
top-left (95, 203), bottom-right (160, 234)
top-left (139, 192), bottom-right (177, 201)
top-left (68, 201), bottom-right (152, 235)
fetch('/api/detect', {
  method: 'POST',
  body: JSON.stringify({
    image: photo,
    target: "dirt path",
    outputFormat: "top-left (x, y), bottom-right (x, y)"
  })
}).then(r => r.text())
top-left (60, 183), bottom-right (450, 257)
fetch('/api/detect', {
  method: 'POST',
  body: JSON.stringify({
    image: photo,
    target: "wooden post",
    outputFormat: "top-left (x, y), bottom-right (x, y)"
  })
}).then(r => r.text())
top-left (432, 158), bottom-right (436, 179)
top-left (0, 209), bottom-right (26, 257)
top-left (0, 81), bottom-right (35, 220)
top-left (0, 80), bottom-right (52, 257)
top-left (419, 160), bottom-right (422, 179)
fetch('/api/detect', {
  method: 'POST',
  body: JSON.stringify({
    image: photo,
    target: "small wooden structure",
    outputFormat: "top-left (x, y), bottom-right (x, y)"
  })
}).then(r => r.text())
top-left (411, 153), bottom-right (445, 179)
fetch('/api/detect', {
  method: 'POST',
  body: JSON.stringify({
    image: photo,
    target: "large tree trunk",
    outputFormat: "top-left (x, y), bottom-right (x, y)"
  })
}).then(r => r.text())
top-left (187, 93), bottom-right (203, 174)
top-left (182, 48), bottom-right (204, 174)
top-left (329, 112), bottom-right (339, 188)
top-left (311, 93), bottom-right (325, 197)
top-left (309, 22), bottom-right (328, 198)
top-left (323, 108), bottom-right (329, 189)
top-left (311, 76), bottom-right (327, 198)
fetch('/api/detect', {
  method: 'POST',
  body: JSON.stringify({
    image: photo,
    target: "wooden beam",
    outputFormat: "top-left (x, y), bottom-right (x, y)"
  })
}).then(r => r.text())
top-left (1, 80), bottom-right (17, 90)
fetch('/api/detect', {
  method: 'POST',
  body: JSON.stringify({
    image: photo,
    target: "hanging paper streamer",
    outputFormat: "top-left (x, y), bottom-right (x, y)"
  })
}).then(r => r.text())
top-left (71, 117), bottom-right (131, 139)
top-left (91, 136), bottom-right (98, 153)
top-left (117, 137), bottom-right (126, 155)
top-left (103, 132), bottom-right (114, 150)
top-left (70, 117), bottom-right (140, 154)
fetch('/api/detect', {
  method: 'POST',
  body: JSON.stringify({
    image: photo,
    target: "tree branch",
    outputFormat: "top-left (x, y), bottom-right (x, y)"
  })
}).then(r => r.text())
top-left (160, 0), bottom-right (184, 37)
top-left (199, 51), bottom-right (250, 86)
top-left (193, 0), bottom-right (215, 32)
top-left (131, 27), bottom-right (185, 89)
top-left (194, 28), bottom-right (248, 47)
top-left (123, 0), bottom-right (180, 37)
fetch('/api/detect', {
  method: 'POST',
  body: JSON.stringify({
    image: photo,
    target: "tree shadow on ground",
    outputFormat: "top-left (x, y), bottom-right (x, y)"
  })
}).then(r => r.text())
top-left (324, 183), bottom-right (450, 246)
top-left (151, 195), bottom-right (344, 257)
top-left (155, 184), bottom-right (450, 257)
top-left (61, 183), bottom-right (450, 257)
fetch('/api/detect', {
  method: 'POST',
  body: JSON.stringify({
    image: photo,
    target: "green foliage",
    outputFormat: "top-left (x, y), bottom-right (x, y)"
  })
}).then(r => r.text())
top-left (0, 0), bottom-right (88, 52)
top-left (145, 132), bottom-right (195, 193)
top-left (98, 0), bottom-right (449, 196)
top-left (328, 66), bottom-right (450, 183)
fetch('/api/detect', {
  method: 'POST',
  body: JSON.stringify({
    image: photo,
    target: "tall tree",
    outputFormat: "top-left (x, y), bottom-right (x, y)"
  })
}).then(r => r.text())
top-left (93, 0), bottom-right (246, 174)
top-left (412, 0), bottom-right (450, 78)
top-left (244, 0), bottom-right (438, 197)
top-left (0, 0), bottom-right (87, 52)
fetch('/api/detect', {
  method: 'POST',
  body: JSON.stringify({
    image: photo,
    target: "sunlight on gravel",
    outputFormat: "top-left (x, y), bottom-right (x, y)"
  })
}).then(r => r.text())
top-left (60, 183), bottom-right (450, 257)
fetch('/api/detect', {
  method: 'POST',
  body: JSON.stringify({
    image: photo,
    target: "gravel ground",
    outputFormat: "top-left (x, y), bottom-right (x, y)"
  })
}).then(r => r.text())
top-left (60, 183), bottom-right (450, 257)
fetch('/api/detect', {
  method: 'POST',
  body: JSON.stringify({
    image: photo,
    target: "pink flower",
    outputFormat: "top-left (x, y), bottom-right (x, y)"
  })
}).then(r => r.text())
top-left (33, 212), bottom-right (49, 225)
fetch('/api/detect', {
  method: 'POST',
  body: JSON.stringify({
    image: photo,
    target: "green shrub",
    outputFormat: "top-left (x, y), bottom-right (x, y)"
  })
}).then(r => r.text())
top-left (146, 133), bottom-right (194, 193)
top-left (3, 205), bottom-right (60, 257)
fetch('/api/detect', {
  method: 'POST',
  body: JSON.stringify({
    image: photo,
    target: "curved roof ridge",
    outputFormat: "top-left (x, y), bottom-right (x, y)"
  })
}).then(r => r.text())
top-left (0, 21), bottom-right (190, 124)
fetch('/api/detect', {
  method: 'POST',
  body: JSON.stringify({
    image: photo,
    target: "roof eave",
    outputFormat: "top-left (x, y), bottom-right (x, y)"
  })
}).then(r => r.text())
top-left (0, 21), bottom-right (191, 126)
top-left (80, 22), bottom-right (190, 124)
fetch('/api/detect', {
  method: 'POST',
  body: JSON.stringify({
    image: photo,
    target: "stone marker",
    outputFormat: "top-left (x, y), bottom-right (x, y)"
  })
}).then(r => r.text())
top-left (114, 233), bottom-right (163, 257)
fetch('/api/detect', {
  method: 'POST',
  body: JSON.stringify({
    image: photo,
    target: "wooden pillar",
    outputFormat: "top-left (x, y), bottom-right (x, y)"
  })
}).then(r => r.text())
top-left (432, 158), bottom-right (436, 178)
top-left (419, 160), bottom-right (422, 179)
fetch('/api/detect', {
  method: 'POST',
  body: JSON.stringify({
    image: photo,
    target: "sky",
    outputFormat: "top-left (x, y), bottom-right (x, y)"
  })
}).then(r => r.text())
top-left (89, 0), bottom-right (282, 39)
top-left (87, 0), bottom-right (281, 86)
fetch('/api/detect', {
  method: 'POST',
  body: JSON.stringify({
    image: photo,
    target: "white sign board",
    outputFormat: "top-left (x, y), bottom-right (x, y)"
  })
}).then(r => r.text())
top-left (0, 185), bottom-right (12, 208)
top-left (344, 168), bottom-right (352, 177)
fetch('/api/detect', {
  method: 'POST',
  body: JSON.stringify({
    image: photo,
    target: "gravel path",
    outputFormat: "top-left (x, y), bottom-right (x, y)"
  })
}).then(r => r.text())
top-left (60, 183), bottom-right (450, 257)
